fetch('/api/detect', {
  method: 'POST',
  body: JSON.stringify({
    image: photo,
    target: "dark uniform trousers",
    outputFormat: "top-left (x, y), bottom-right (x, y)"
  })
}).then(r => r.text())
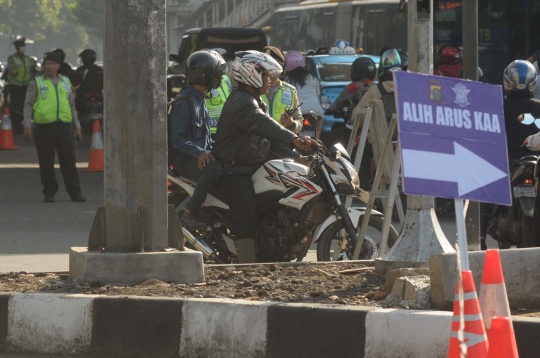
top-left (7, 84), bottom-right (28, 133)
top-left (34, 121), bottom-right (82, 198)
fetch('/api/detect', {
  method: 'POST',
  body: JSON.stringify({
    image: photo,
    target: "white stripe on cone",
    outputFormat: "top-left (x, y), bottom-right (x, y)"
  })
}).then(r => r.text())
top-left (91, 130), bottom-right (104, 150)
top-left (479, 283), bottom-right (511, 330)
top-left (1, 114), bottom-right (12, 130)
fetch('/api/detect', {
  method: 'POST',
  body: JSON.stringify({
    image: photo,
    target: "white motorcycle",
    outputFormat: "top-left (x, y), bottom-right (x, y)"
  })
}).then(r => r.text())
top-left (168, 143), bottom-right (398, 263)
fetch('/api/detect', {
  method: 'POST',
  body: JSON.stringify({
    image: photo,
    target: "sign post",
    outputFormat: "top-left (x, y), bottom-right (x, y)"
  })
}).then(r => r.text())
top-left (394, 71), bottom-right (512, 269)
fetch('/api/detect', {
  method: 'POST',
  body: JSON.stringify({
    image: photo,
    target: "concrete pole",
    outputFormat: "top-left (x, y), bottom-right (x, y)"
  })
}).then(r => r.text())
top-left (375, 0), bottom-right (454, 274)
top-left (103, 0), bottom-right (168, 252)
top-left (462, 0), bottom-right (481, 251)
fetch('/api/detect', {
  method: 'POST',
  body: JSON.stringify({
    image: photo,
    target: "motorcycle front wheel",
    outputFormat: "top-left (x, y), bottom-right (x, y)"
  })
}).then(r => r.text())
top-left (316, 216), bottom-right (399, 261)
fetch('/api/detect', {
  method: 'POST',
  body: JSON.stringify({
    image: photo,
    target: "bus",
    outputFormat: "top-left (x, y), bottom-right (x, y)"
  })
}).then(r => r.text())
top-left (272, 0), bottom-right (540, 84)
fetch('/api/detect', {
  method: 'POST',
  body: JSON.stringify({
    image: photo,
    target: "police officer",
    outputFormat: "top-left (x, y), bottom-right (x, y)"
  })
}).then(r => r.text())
top-left (206, 68), bottom-right (232, 136)
top-left (22, 52), bottom-right (85, 203)
top-left (6, 37), bottom-right (32, 134)
top-left (260, 46), bottom-right (303, 134)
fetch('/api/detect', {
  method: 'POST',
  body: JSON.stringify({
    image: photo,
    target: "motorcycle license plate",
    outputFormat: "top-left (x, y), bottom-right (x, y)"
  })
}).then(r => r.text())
top-left (299, 130), bottom-right (316, 138)
top-left (513, 186), bottom-right (535, 198)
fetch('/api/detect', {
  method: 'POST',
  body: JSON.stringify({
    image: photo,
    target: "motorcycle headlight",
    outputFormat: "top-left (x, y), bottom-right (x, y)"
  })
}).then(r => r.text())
top-left (340, 158), bottom-right (360, 188)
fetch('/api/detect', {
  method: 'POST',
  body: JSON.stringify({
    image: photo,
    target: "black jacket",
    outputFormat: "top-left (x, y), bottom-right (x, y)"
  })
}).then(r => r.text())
top-left (504, 92), bottom-right (540, 161)
top-left (213, 87), bottom-right (299, 174)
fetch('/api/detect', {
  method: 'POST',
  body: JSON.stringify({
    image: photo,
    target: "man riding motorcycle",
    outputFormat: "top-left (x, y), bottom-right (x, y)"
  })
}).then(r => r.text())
top-left (212, 50), bottom-right (317, 263)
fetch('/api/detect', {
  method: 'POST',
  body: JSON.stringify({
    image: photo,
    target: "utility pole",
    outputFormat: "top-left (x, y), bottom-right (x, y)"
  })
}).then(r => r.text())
top-left (375, 0), bottom-right (454, 273)
top-left (70, 0), bottom-right (203, 285)
top-left (462, 0), bottom-right (481, 251)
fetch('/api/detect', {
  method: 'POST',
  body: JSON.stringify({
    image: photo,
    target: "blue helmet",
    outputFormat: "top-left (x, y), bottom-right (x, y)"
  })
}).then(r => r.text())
top-left (503, 60), bottom-right (537, 93)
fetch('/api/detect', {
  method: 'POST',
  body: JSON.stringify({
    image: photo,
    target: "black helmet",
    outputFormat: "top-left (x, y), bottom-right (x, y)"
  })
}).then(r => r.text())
top-left (79, 49), bottom-right (97, 66)
top-left (399, 52), bottom-right (408, 71)
top-left (351, 57), bottom-right (376, 81)
top-left (458, 67), bottom-right (484, 82)
top-left (53, 48), bottom-right (66, 63)
top-left (186, 50), bottom-right (227, 89)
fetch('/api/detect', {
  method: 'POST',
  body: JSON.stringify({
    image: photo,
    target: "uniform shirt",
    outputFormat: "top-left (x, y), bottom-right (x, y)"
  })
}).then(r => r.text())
top-left (170, 85), bottom-right (212, 158)
top-left (22, 75), bottom-right (80, 129)
top-left (263, 80), bottom-right (303, 134)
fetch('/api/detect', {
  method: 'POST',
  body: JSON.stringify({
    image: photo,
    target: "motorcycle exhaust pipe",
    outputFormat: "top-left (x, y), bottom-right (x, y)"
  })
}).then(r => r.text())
top-left (182, 227), bottom-right (217, 260)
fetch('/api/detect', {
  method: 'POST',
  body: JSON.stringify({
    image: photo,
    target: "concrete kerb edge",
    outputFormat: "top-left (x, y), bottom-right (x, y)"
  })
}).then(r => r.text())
top-left (0, 292), bottom-right (539, 357)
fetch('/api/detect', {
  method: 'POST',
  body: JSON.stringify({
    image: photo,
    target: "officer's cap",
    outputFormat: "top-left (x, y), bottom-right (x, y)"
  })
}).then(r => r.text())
top-left (264, 46), bottom-right (285, 66)
top-left (42, 52), bottom-right (62, 64)
top-left (12, 37), bottom-right (26, 46)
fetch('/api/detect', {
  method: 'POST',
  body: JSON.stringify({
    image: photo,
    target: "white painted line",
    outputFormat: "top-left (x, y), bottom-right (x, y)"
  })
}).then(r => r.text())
top-left (0, 163), bottom-right (89, 169)
top-left (6, 293), bottom-right (96, 354)
top-left (364, 309), bottom-right (453, 358)
top-left (179, 299), bottom-right (276, 358)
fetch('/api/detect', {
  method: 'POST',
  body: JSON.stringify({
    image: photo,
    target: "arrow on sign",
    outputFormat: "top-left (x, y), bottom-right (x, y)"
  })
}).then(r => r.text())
top-left (402, 142), bottom-right (507, 196)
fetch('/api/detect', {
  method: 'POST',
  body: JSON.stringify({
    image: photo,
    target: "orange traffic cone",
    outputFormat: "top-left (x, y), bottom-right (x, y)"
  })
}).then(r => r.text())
top-left (448, 270), bottom-right (489, 358)
top-left (486, 316), bottom-right (519, 358)
top-left (83, 120), bottom-right (104, 172)
top-left (0, 110), bottom-right (18, 150)
top-left (479, 250), bottom-right (512, 341)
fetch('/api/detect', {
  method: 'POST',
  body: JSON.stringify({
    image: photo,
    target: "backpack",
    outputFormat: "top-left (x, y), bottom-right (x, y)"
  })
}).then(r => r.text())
top-left (377, 82), bottom-right (396, 123)
top-left (167, 92), bottom-right (194, 167)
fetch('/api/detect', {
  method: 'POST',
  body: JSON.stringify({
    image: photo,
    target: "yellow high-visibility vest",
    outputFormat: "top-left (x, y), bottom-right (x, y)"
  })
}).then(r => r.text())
top-left (33, 75), bottom-right (72, 124)
top-left (206, 74), bottom-right (232, 134)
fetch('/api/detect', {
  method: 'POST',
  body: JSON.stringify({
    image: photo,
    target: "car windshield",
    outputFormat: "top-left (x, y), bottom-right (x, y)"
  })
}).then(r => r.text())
top-left (318, 63), bottom-right (352, 82)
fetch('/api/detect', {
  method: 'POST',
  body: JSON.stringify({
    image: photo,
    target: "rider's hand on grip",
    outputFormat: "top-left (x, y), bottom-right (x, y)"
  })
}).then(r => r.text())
top-left (292, 136), bottom-right (319, 152)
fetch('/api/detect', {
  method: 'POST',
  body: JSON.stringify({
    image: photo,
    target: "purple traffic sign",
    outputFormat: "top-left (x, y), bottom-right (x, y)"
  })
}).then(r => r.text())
top-left (394, 71), bottom-right (511, 206)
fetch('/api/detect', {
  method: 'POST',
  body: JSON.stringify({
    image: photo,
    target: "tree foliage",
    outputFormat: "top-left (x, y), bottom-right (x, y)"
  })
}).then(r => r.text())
top-left (71, 0), bottom-right (104, 39)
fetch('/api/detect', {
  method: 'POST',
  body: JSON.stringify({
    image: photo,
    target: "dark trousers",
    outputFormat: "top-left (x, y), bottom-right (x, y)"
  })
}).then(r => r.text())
top-left (175, 156), bottom-right (222, 209)
top-left (34, 122), bottom-right (82, 198)
top-left (217, 174), bottom-right (258, 239)
top-left (6, 84), bottom-right (28, 134)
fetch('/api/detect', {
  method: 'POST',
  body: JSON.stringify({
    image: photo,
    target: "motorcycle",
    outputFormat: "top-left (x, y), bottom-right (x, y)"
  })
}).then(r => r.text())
top-left (78, 89), bottom-right (103, 134)
top-left (486, 113), bottom-right (538, 248)
top-left (168, 142), bottom-right (398, 263)
top-left (298, 111), bottom-right (319, 139)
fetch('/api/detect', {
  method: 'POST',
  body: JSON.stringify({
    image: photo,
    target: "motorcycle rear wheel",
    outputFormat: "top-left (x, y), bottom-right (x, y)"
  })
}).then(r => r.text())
top-left (316, 216), bottom-right (398, 261)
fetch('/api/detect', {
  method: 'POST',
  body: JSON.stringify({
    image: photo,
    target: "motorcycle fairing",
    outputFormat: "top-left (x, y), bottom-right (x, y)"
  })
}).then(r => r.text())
top-left (168, 175), bottom-right (230, 210)
top-left (252, 160), bottom-right (323, 210)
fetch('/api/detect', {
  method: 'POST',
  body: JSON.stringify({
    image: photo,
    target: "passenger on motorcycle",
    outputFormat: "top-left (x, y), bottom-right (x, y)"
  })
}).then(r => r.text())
top-left (355, 49), bottom-right (400, 189)
top-left (212, 50), bottom-right (317, 263)
top-left (260, 46), bottom-right (303, 134)
top-left (503, 60), bottom-right (540, 162)
top-left (325, 56), bottom-right (377, 119)
top-left (170, 50), bottom-right (226, 231)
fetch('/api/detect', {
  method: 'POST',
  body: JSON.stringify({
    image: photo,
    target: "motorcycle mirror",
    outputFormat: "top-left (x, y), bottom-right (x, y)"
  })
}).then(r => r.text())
top-left (520, 113), bottom-right (535, 125)
top-left (329, 150), bottom-right (341, 161)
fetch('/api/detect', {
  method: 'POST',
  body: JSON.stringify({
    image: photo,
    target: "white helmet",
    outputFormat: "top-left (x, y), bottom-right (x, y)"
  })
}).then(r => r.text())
top-left (232, 50), bottom-right (282, 88)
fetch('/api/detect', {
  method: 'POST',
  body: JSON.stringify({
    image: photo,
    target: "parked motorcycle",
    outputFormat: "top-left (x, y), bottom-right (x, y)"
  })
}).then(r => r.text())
top-left (486, 113), bottom-right (538, 248)
top-left (168, 143), bottom-right (398, 263)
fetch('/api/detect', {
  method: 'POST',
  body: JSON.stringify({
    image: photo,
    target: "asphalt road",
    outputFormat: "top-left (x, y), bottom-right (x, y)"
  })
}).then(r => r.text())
top-left (0, 133), bottom-right (496, 273)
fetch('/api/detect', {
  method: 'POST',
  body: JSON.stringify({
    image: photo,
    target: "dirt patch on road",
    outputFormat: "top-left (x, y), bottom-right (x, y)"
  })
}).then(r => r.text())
top-left (0, 262), bottom-right (395, 307)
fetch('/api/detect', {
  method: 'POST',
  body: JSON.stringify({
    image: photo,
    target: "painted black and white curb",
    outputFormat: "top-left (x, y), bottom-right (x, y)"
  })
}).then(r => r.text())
top-left (0, 293), bottom-right (539, 358)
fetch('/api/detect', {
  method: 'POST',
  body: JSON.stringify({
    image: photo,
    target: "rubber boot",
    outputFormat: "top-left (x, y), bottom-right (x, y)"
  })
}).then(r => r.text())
top-left (235, 238), bottom-right (256, 263)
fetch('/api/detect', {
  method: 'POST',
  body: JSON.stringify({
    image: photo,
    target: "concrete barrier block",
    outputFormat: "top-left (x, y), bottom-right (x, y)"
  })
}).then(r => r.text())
top-left (179, 298), bottom-right (274, 358)
top-left (0, 293), bottom-right (10, 351)
top-left (365, 309), bottom-right (452, 358)
top-left (6, 293), bottom-right (94, 354)
top-left (69, 247), bottom-right (204, 285)
top-left (430, 248), bottom-right (540, 310)
top-left (513, 316), bottom-right (540, 358)
top-left (92, 296), bottom-right (183, 358)
top-left (385, 267), bottom-right (430, 294)
top-left (267, 303), bottom-right (372, 358)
